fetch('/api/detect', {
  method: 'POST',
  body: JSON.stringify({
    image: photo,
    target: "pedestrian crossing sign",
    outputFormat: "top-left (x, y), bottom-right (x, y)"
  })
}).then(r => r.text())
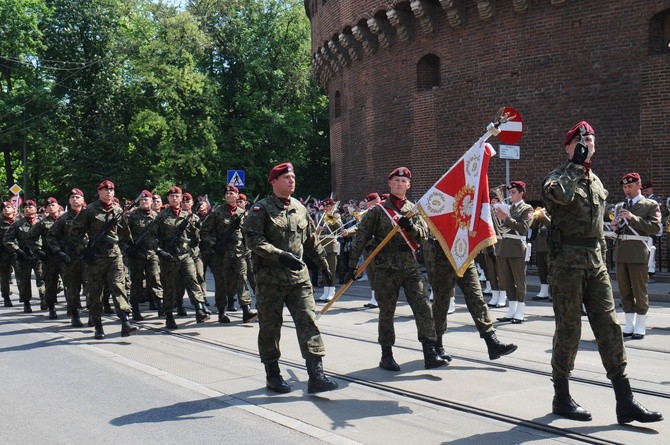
top-left (227, 170), bottom-right (245, 189)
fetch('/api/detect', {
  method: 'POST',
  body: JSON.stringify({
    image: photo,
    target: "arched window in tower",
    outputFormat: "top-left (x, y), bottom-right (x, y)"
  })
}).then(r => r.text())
top-left (334, 90), bottom-right (342, 118)
top-left (417, 54), bottom-right (441, 90)
top-left (649, 9), bottom-right (670, 54)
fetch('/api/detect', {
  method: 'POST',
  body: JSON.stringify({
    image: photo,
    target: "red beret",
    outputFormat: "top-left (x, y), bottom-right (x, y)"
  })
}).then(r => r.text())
top-left (563, 121), bottom-right (595, 145)
top-left (641, 180), bottom-right (653, 189)
top-left (226, 185), bottom-right (239, 193)
top-left (364, 192), bottom-right (380, 202)
top-left (167, 186), bottom-right (182, 195)
top-left (508, 181), bottom-right (526, 191)
top-left (67, 188), bottom-right (84, 199)
top-left (45, 197), bottom-right (58, 206)
top-left (238, 193), bottom-right (247, 201)
top-left (621, 173), bottom-right (641, 185)
top-left (97, 180), bottom-right (115, 190)
top-left (387, 166), bottom-right (412, 180)
top-left (24, 200), bottom-right (37, 208)
top-left (139, 190), bottom-right (152, 198)
top-left (1, 201), bottom-right (14, 210)
top-left (323, 198), bottom-right (335, 206)
top-left (152, 194), bottom-right (162, 200)
top-left (267, 162), bottom-right (294, 182)
top-left (183, 192), bottom-right (193, 201)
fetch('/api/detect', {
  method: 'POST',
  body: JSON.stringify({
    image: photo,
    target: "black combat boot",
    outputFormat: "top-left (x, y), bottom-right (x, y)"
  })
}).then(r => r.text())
top-left (119, 312), bottom-right (138, 337)
top-left (195, 302), bottom-right (210, 323)
top-left (165, 311), bottom-right (178, 329)
top-left (379, 346), bottom-right (400, 371)
top-left (422, 341), bottom-right (448, 369)
top-left (306, 356), bottom-right (339, 394)
top-left (3, 295), bottom-right (12, 307)
top-left (483, 332), bottom-right (518, 360)
top-left (93, 317), bottom-right (106, 340)
top-left (612, 378), bottom-right (663, 424)
top-left (435, 336), bottom-right (453, 363)
top-left (552, 378), bottom-right (592, 421)
top-left (131, 303), bottom-right (144, 321)
top-left (23, 301), bottom-right (33, 313)
top-left (202, 298), bottom-right (212, 315)
top-left (70, 308), bottom-right (84, 327)
top-left (218, 312), bottom-right (231, 323)
top-left (242, 304), bottom-right (258, 323)
top-left (48, 304), bottom-right (57, 319)
top-left (176, 304), bottom-right (187, 317)
top-left (40, 295), bottom-right (47, 311)
top-left (264, 361), bottom-right (291, 393)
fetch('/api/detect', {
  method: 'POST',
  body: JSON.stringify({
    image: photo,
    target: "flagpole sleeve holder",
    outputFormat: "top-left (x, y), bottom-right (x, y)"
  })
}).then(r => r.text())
top-left (486, 122), bottom-right (501, 136)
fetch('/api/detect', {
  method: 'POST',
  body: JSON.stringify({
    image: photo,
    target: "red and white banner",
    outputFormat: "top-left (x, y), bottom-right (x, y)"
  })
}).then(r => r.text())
top-left (417, 140), bottom-right (497, 276)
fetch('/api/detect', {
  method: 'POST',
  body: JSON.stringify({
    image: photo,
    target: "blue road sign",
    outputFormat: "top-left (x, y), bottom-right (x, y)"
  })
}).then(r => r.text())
top-left (227, 170), bottom-right (245, 189)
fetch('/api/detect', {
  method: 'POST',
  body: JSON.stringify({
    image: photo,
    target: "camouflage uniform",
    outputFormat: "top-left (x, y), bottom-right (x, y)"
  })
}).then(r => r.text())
top-left (69, 200), bottom-right (133, 318)
top-left (3, 217), bottom-right (45, 304)
top-left (46, 209), bottom-right (85, 313)
top-left (423, 238), bottom-right (493, 338)
top-left (542, 160), bottom-right (626, 381)
top-left (201, 204), bottom-right (251, 312)
top-left (126, 207), bottom-right (163, 308)
top-left (26, 214), bottom-right (61, 311)
top-left (348, 199), bottom-right (436, 346)
top-left (147, 206), bottom-right (205, 312)
top-left (242, 195), bottom-right (329, 363)
top-left (0, 215), bottom-right (17, 305)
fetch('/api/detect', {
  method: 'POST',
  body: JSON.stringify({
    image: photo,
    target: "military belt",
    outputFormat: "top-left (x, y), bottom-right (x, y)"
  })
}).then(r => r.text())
top-left (562, 237), bottom-right (599, 248)
top-left (502, 234), bottom-right (526, 241)
top-left (618, 234), bottom-right (651, 243)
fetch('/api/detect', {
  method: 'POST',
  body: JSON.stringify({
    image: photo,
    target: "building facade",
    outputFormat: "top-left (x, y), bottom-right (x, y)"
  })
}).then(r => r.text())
top-left (305, 0), bottom-right (670, 208)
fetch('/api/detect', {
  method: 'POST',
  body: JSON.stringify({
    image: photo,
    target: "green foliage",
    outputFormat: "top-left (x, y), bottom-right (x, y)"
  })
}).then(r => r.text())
top-left (0, 0), bottom-right (330, 204)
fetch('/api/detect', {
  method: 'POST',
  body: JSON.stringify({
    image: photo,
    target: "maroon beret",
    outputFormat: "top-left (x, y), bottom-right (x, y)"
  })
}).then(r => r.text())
top-left (508, 181), bottom-right (526, 191)
top-left (641, 180), bottom-right (653, 189)
top-left (323, 198), bottom-right (335, 206)
top-left (67, 188), bottom-right (84, 199)
top-left (167, 186), bottom-right (182, 196)
top-left (387, 166), bottom-right (412, 180)
top-left (1, 201), bottom-right (14, 210)
top-left (97, 180), bottom-right (115, 190)
top-left (364, 192), bottom-right (380, 202)
top-left (45, 197), bottom-right (58, 206)
top-left (152, 194), bottom-right (162, 200)
top-left (139, 190), bottom-right (152, 198)
top-left (267, 162), bottom-right (294, 182)
top-left (182, 192), bottom-right (193, 201)
top-left (238, 193), bottom-right (247, 201)
top-left (24, 200), bottom-right (37, 208)
top-left (621, 173), bottom-right (641, 185)
top-left (226, 185), bottom-right (239, 193)
top-left (563, 121), bottom-right (595, 145)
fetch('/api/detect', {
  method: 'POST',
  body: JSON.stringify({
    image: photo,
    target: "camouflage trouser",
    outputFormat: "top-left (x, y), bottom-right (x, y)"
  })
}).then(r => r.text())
top-left (375, 267), bottom-right (436, 346)
top-left (499, 256), bottom-right (527, 302)
top-left (424, 241), bottom-right (493, 337)
top-left (615, 261), bottom-right (649, 315)
top-left (256, 281), bottom-right (324, 363)
top-left (245, 254), bottom-right (256, 295)
top-left (15, 257), bottom-right (44, 303)
top-left (42, 257), bottom-right (62, 307)
top-left (160, 255), bottom-right (204, 312)
top-left (363, 252), bottom-right (376, 291)
top-left (549, 262), bottom-right (627, 381)
top-left (175, 252), bottom-right (207, 308)
top-left (87, 255), bottom-right (131, 317)
top-left (211, 254), bottom-right (251, 311)
top-left (62, 259), bottom-right (83, 310)
top-left (0, 252), bottom-right (15, 299)
top-left (128, 254), bottom-right (163, 305)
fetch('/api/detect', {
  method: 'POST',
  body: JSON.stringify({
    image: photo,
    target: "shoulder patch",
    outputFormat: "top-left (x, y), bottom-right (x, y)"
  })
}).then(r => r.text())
top-left (252, 205), bottom-right (262, 213)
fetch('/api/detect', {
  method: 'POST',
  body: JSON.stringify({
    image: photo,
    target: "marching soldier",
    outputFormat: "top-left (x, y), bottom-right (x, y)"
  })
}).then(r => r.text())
top-left (202, 185), bottom-right (257, 323)
top-left (542, 120), bottom-right (662, 424)
top-left (316, 198), bottom-right (342, 302)
top-left (347, 167), bottom-right (447, 372)
top-left (46, 188), bottom-right (87, 327)
top-left (3, 200), bottom-right (45, 313)
top-left (424, 237), bottom-right (518, 362)
top-left (612, 173), bottom-right (661, 339)
top-left (126, 190), bottom-right (163, 321)
top-left (26, 197), bottom-right (63, 319)
top-left (237, 193), bottom-right (256, 297)
top-left (146, 186), bottom-right (210, 329)
top-left (1, 202), bottom-right (17, 307)
top-left (69, 180), bottom-right (138, 339)
top-left (242, 162), bottom-right (338, 394)
top-left (494, 181), bottom-right (533, 323)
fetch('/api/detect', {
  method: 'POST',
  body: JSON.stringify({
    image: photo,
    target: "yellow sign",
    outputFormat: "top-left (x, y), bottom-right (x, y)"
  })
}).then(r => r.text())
top-left (9, 183), bottom-right (22, 195)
